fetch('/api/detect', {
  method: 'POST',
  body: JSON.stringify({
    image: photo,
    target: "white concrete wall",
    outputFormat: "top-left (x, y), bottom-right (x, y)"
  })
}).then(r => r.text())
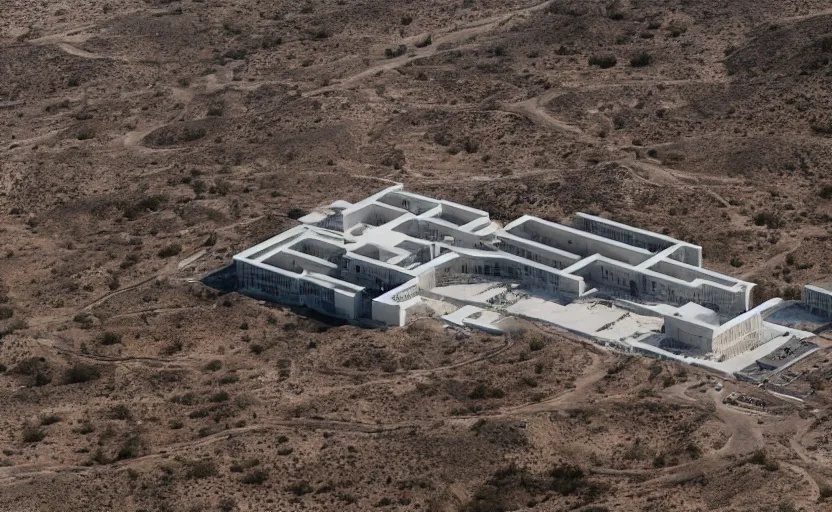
top-left (805, 285), bottom-right (832, 319)
top-left (712, 313), bottom-right (763, 359)
top-left (572, 213), bottom-right (682, 254)
top-left (664, 315), bottom-right (716, 352)
top-left (372, 299), bottom-right (405, 326)
top-left (507, 218), bottom-right (652, 265)
top-left (334, 289), bottom-right (359, 320)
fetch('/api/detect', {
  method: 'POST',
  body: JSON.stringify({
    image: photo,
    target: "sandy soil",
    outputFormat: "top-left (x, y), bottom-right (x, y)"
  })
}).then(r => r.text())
top-left (3, 0), bottom-right (832, 510)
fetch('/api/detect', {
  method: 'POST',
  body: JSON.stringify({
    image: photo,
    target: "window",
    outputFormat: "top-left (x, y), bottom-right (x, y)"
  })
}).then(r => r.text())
top-left (355, 265), bottom-right (361, 273)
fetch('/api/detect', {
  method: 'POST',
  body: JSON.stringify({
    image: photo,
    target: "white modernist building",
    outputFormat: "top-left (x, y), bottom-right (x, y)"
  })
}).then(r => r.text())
top-left (662, 299), bottom-right (784, 359)
top-left (234, 185), bottom-right (757, 333)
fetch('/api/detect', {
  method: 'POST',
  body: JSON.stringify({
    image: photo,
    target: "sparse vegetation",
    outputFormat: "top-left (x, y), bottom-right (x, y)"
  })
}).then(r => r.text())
top-left (242, 470), bottom-right (270, 485)
top-left (186, 459), bottom-right (218, 479)
top-left (109, 404), bottom-right (132, 420)
top-left (753, 212), bottom-right (784, 229)
top-left (630, 52), bottom-right (652, 67)
top-left (588, 55), bottom-right (617, 68)
top-left (469, 383), bottom-right (505, 399)
top-left (64, 363), bottom-right (101, 384)
top-left (99, 332), bottom-right (122, 345)
top-left (157, 244), bottom-right (182, 258)
top-left (22, 423), bottom-right (46, 443)
top-left (204, 359), bottom-right (223, 372)
top-left (384, 45), bottom-right (407, 58)
top-left (116, 435), bottom-right (143, 460)
top-left (287, 208), bottom-right (308, 220)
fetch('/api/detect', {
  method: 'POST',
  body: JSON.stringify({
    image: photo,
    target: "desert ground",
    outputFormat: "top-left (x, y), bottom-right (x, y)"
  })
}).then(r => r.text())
top-left (2, 0), bottom-right (832, 510)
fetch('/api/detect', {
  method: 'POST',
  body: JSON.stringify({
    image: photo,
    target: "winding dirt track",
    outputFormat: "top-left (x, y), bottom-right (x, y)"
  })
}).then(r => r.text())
top-left (303, 0), bottom-right (556, 97)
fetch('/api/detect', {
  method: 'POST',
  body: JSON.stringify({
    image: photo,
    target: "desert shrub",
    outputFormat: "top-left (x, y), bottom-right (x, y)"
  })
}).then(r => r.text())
top-left (647, 21), bottom-right (661, 29)
top-left (116, 435), bottom-right (142, 460)
top-left (222, 48), bottom-right (247, 60)
top-left (157, 244), bottom-right (182, 258)
top-left (135, 195), bottom-right (166, 213)
top-left (819, 487), bottom-right (832, 500)
top-left (730, 257), bottom-right (743, 268)
top-left (189, 408), bottom-right (211, 419)
top-left (286, 479), bottom-right (312, 494)
top-left (0, 306), bottom-right (13, 320)
top-left (310, 27), bottom-right (329, 40)
top-left (186, 459), bottom-right (218, 479)
top-left (73, 312), bottom-right (93, 326)
top-left (287, 208), bottom-right (308, 220)
top-left (785, 253), bottom-right (795, 265)
top-left (529, 339), bottom-right (544, 351)
top-left (242, 470), bottom-right (270, 485)
top-left (169, 420), bottom-right (184, 429)
top-left (109, 404), bottom-right (132, 420)
top-left (230, 458), bottom-right (260, 472)
top-left (220, 373), bottom-right (239, 385)
top-left (384, 45), bottom-right (407, 58)
top-left (204, 359), bottom-right (223, 372)
top-left (623, 438), bottom-right (651, 460)
top-left (22, 423), bottom-right (46, 443)
top-left (74, 422), bottom-right (95, 435)
top-left (119, 253), bottom-right (140, 269)
top-left (414, 34), bottom-right (432, 48)
top-left (522, 377), bottom-right (538, 388)
top-left (210, 391), bottom-right (230, 403)
top-left (1, 318), bottom-right (27, 337)
top-left (15, 357), bottom-right (46, 376)
top-left (469, 384), bottom-right (505, 399)
top-left (630, 52), bottom-right (652, 67)
top-left (250, 344), bottom-right (264, 355)
top-left (77, 129), bottom-right (95, 141)
top-left (206, 104), bottom-right (225, 116)
top-left (753, 212), bottom-right (784, 229)
top-left (782, 286), bottom-right (801, 300)
top-left (588, 55), bottom-right (617, 68)
top-left (811, 121), bottom-right (832, 134)
top-left (218, 498), bottom-right (237, 512)
top-left (401, 14), bottom-right (412, 25)
top-left (39, 414), bottom-right (61, 426)
top-left (550, 464), bottom-right (586, 495)
top-left (100, 332), bottom-right (122, 345)
top-left (64, 363), bottom-right (101, 384)
top-left (191, 180), bottom-right (207, 195)
top-left (819, 185), bottom-right (832, 199)
top-left (162, 340), bottom-right (183, 355)
top-left (748, 449), bottom-right (771, 466)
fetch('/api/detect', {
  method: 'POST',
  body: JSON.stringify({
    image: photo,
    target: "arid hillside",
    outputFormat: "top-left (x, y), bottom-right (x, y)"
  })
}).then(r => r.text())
top-left (2, 0), bottom-right (832, 510)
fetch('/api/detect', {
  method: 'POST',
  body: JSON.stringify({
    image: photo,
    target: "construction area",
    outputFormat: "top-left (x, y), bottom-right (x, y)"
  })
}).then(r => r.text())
top-left (230, 185), bottom-right (825, 376)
